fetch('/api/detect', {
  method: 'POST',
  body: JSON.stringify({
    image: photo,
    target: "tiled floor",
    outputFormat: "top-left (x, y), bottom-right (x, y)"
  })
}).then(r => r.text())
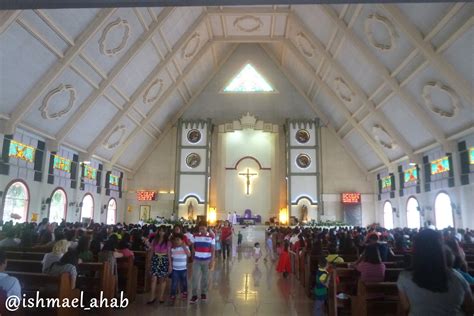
top-left (114, 225), bottom-right (314, 316)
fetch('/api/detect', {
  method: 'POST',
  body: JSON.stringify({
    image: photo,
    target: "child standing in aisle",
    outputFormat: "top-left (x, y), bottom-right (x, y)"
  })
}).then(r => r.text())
top-left (237, 231), bottom-right (243, 246)
top-left (168, 234), bottom-right (191, 304)
top-left (314, 257), bottom-right (330, 315)
top-left (253, 242), bottom-right (262, 264)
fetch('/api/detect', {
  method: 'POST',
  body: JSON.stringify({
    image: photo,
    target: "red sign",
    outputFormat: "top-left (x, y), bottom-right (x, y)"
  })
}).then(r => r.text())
top-left (136, 190), bottom-right (157, 201)
top-left (341, 192), bottom-right (361, 204)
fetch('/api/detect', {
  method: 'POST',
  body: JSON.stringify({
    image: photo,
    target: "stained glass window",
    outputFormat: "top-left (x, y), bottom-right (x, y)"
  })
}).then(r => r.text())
top-left (9, 140), bottom-right (35, 163)
top-left (223, 64), bottom-right (274, 93)
top-left (381, 176), bottom-right (392, 190)
top-left (404, 167), bottom-right (418, 184)
top-left (107, 198), bottom-right (117, 225)
top-left (109, 174), bottom-right (119, 186)
top-left (431, 156), bottom-right (450, 175)
top-left (53, 155), bottom-right (71, 172)
top-left (469, 147), bottom-right (474, 165)
top-left (83, 165), bottom-right (97, 180)
top-left (2, 181), bottom-right (29, 224)
top-left (49, 189), bottom-right (67, 223)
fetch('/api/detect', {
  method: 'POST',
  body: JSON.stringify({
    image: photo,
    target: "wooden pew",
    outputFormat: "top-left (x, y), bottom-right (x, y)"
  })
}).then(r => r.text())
top-left (352, 280), bottom-right (400, 316)
top-left (6, 271), bottom-right (80, 316)
top-left (117, 256), bottom-right (138, 302)
top-left (328, 268), bottom-right (403, 316)
top-left (5, 259), bottom-right (115, 302)
top-left (5, 251), bottom-right (45, 261)
top-left (334, 262), bottom-right (402, 269)
top-left (134, 251), bottom-right (152, 293)
top-left (328, 268), bottom-right (359, 316)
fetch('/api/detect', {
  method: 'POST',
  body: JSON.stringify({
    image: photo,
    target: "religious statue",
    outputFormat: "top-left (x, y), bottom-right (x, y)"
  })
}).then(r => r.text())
top-left (188, 202), bottom-right (195, 220)
top-left (238, 168), bottom-right (258, 195)
top-left (301, 204), bottom-right (308, 222)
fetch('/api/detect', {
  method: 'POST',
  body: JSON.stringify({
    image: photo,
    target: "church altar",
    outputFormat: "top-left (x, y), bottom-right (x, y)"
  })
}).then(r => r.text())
top-left (237, 209), bottom-right (261, 225)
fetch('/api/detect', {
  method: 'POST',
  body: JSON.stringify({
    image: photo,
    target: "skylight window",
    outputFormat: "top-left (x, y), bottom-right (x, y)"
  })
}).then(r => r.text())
top-left (223, 64), bottom-right (275, 93)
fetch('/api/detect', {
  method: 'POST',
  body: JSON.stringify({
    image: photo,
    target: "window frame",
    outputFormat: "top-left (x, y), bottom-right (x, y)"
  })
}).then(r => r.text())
top-left (434, 191), bottom-right (455, 229)
top-left (2, 179), bottom-right (30, 223)
top-left (406, 196), bottom-right (421, 229)
top-left (80, 193), bottom-right (94, 223)
top-left (48, 187), bottom-right (68, 223)
top-left (106, 198), bottom-right (117, 225)
top-left (383, 200), bottom-right (394, 229)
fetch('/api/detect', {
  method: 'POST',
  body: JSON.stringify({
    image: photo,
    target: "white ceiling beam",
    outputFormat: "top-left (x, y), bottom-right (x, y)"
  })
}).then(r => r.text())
top-left (0, 10), bottom-right (21, 34)
top-left (213, 35), bottom-right (285, 42)
top-left (263, 44), bottom-right (369, 175)
top-left (320, 5), bottom-right (447, 148)
top-left (379, 4), bottom-right (472, 103)
top-left (207, 7), bottom-right (290, 15)
top-left (56, 7), bottom-right (176, 143)
top-left (110, 40), bottom-right (214, 165)
top-left (290, 14), bottom-right (414, 159)
top-left (204, 14), bottom-right (219, 68)
top-left (5, 8), bottom-right (116, 134)
top-left (284, 39), bottom-right (391, 167)
top-left (339, 7), bottom-right (472, 135)
top-left (87, 11), bottom-right (205, 155)
top-left (131, 44), bottom-right (239, 174)
top-left (308, 3), bottom-right (352, 96)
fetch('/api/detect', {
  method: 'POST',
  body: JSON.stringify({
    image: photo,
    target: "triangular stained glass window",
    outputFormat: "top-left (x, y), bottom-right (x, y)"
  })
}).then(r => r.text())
top-left (223, 64), bottom-right (275, 93)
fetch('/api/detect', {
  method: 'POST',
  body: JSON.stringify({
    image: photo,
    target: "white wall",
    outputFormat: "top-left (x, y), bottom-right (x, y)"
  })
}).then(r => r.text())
top-left (129, 45), bottom-right (378, 226)
top-left (0, 134), bottom-right (125, 225)
top-left (126, 127), bottom-right (177, 222)
top-left (374, 135), bottom-right (474, 229)
top-left (320, 128), bottom-right (376, 226)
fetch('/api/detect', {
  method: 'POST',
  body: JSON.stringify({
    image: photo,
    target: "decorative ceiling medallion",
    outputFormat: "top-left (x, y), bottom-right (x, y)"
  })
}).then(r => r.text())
top-left (186, 153), bottom-right (201, 168)
top-left (103, 125), bottom-right (126, 150)
top-left (99, 17), bottom-right (130, 56)
top-left (372, 124), bottom-right (397, 150)
top-left (40, 84), bottom-right (77, 120)
top-left (364, 13), bottom-right (398, 52)
top-left (143, 78), bottom-right (164, 104)
top-left (233, 15), bottom-right (263, 33)
top-left (422, 81), bottom-right (460, 118)
top-left (296, 153), bottom-right (311, 169)
top-left (334, 77), bottom-right (355, 103)
top-left (295, 129), bottom-right (310, 144)
top-left (182, 33), bottom-right (200, 60)
top-left (296, 32), bottom-right (315, 58)
top-left (187, 129), bottom-right (202, 144)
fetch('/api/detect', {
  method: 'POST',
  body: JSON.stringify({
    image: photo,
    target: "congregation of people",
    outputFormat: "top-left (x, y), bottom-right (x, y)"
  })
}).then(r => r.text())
top-left (0, 217), bottom-right (474, 315)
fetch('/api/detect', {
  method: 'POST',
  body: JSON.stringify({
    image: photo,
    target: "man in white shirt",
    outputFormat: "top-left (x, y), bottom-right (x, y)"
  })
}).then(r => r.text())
top-left (232, 211), bottom-right (238, 226)
top-left (0, 250), bottom-right (21, 298)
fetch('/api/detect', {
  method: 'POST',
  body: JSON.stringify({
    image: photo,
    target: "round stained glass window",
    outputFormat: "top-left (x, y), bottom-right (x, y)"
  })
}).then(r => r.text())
top-left (296, 153), bottom-right (311, 169)
top-left (186, 153), bottom-right (201, 168)
top-left (295, 129), bottom-right (310, 144)
top-left (187, 129), bottom-right (201, 144)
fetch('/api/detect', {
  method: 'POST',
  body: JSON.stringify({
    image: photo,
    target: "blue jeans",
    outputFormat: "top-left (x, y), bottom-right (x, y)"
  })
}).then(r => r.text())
top-left (170, 269), bottom-right (187, 296)
top-left (313, 299), bottom-right (325, 315)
